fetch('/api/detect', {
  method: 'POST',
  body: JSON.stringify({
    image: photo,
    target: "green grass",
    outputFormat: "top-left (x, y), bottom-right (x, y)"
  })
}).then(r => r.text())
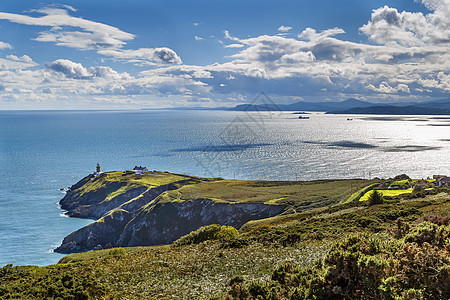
top-left (360, 189), bottom-right (412, 201)
top-left (359, 188), bottom-right (435, 202)
top-left (76, 171), bottom-right (188, 197)
top-left (157, 178), bottom-right (377, 212)
top-left (345, 183), bottom-right (381, 203)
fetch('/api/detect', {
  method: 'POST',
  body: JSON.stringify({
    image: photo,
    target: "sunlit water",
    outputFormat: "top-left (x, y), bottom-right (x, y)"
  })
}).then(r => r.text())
top-left (0, 110), bottom-right (449, 266)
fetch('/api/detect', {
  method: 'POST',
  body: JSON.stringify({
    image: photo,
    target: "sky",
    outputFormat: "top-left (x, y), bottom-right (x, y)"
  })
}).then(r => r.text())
top-left (0, 0), bottom-right (449, 109)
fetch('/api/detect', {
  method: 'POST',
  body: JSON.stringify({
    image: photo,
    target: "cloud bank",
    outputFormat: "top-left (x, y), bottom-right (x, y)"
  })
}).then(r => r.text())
top-left (0, 6), bottom-right (181, 65)
top-left (1, 1), bottom-right (450, 108)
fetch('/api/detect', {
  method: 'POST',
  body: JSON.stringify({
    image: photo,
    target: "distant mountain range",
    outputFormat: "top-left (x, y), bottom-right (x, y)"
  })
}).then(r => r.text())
top-left (229, 97), bottom-right (450, 115)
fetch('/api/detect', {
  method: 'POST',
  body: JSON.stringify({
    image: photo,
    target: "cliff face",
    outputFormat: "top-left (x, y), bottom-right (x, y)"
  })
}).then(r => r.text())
top-left (55, 173), bottom-right (286, 253)
top-left (56, 199), bottom-right (284, 253)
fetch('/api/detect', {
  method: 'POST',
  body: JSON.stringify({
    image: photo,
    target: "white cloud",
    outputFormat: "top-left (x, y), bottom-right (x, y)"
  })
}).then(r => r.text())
top-left (224, 30), bottom-right (240, 41)
top-left (6, 55), bottom-right (33, 63)
top-left (194, 36), bottom-right (203, 41)
top-left (278, 26), bottom-right (292, 32)
top-left (46, 59), bottom-right (92, 79)
top-left (360, 2), bottom-right (450, 46)
top-left (192, 70), bottom-right (213, 78)
top-left (0, 41), bottom-right (11, 49)
top-left (298, 27), bottom-right (345, 41)
top-left (45, 59), bottom-right (132, 81)
top-left (367, 82), bottom-right (411, 94)
top-left (98, 48), bottom-right (182, 64)
top-left (0, 55), bottom-right (37, 70)
top-left (2, 0), bottom-right (450, 108)
top-left (224, 43), bottom-right (244, 48)
top-left (0, 7), bottom-right (134, 50)
top-left (0, 6), bottom-right (182, 65)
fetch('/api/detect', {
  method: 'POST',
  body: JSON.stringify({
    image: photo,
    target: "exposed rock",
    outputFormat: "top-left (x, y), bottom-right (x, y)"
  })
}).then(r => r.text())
top-left (56, 199), bottom-right (285, 253)
top-left (55, 209), bottom-right (132, 253)
top-left (56, 173), bottom-right (286, 254)
top-left (119, 199), bottom-right (285, 247)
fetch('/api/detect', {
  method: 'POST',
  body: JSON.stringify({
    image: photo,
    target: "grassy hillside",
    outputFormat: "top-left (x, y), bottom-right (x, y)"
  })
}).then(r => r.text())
top-left (74, 171), bottom-right (191, 198)
top-left (157, 178), bottom-right (377, 212)
top-left (1, 187), bottom-right (449, 299)
top-left (70, 171), bottom-right (377, 207)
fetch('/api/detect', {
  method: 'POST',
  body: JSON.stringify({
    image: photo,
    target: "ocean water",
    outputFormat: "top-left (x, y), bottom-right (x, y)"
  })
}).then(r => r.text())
top-left (0, 110), bottom-right (449, 266)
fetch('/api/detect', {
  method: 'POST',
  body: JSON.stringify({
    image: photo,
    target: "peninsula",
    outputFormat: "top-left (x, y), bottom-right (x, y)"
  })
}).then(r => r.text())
top-left (55, 169), bottom-right (375, 253)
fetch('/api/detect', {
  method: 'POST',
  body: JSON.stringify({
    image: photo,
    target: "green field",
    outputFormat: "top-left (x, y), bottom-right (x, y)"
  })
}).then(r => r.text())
top-left (77, 171), bottom-right (189, 196)
top-left (359, 189), bottom-right (413, 201)
top-left (157, 178), bottom-right (377, 212)
top-left (359, 188), bottom-right (434, 202)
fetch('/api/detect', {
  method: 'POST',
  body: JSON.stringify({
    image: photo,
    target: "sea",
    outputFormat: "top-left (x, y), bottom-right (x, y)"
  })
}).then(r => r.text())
top-left (0, 109), bottom-right (449, 267)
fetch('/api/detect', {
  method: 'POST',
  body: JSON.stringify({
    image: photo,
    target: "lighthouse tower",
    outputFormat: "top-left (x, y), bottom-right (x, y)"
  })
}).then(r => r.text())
top-left (96, 163), bottom-right (101, 173)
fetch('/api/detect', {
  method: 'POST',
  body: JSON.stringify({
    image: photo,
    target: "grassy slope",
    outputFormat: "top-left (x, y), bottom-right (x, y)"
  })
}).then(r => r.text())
top-left (157, 179), bottom-right (377, 212)
top-left (77, 171), bottom-right (189, 200)
top-left (1, 189), bottom-right (448, 299)
top-left (71, 172), bottom-right (375, 211)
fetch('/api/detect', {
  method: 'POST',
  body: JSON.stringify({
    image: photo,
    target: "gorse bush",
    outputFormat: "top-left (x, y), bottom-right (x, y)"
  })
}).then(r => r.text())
top-left (108, 247), bottom-right (127, 257)
top-left (226, 218), bottom-right (450, 300)
top-left (173, 224), bottom-right (239, 246)
top-left (0, 264), bottom-right (106, 300)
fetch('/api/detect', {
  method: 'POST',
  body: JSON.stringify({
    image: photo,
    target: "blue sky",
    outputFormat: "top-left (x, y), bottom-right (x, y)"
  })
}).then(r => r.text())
top-left (0, 0), bottom-right (448, 109)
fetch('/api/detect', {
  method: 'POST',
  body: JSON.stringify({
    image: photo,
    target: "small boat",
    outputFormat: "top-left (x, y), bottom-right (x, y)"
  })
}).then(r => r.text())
top-left (347, 118), bottom-right (353, 121)
top-left (298, 116), bottom-right (310, 119)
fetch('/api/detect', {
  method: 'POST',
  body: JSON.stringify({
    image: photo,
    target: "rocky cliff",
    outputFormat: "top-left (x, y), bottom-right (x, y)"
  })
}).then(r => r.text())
top-left (55, 172), bottom-right (286, 253)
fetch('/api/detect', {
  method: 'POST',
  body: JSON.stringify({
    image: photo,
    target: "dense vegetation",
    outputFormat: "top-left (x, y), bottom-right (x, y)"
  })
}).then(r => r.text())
top-left (0, 182), bottom-right (448, 299)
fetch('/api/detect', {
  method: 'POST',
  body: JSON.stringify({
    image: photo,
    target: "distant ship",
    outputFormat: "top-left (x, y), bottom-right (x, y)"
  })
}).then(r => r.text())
top-left (298, 116), bottom-right (310, 119)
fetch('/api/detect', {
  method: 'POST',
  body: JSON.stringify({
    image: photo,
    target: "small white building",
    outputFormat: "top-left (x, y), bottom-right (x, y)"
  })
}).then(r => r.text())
top-left (126, 166), bottom-right (148, 175)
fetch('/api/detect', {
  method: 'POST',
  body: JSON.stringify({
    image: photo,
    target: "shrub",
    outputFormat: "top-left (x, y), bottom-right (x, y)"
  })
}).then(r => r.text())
top-left (173, 224), bottom-right (239, 246)
top-left (418, 214), bottom-right (450, 226)
top-left (393, 174), bottom-right (411, 181)
top-left (404, 221), bottom-right (449, 247)
top-left (108, 247), bottom-right (126, 257)
top-left (226, 219), bottom-right (450, 300)
top-left (367, 190), bottom-right (384, 206)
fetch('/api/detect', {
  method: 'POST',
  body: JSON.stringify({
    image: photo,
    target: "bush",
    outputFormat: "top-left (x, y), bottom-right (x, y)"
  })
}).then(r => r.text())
top-left (367, 190), bottom-right (384, 206)
top-left (226, 220), bottom-right (450, 300)
top-left (173, 224), bottom-right (239, 246)
top-left (108, 247), bottom-right (127, 257)
top-left (404, 221), bottom-right (449, 246)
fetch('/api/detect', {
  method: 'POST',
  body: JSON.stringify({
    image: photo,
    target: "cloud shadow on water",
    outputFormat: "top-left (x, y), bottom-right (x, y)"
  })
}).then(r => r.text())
top-left (171, 143), bottom-right (273, 153)
top-left (381, 145), bottom-right (441, 152)
top-left (303, 140), bottom-right (378, 149)
top-left (303, 140), bottom-right (441, 152)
